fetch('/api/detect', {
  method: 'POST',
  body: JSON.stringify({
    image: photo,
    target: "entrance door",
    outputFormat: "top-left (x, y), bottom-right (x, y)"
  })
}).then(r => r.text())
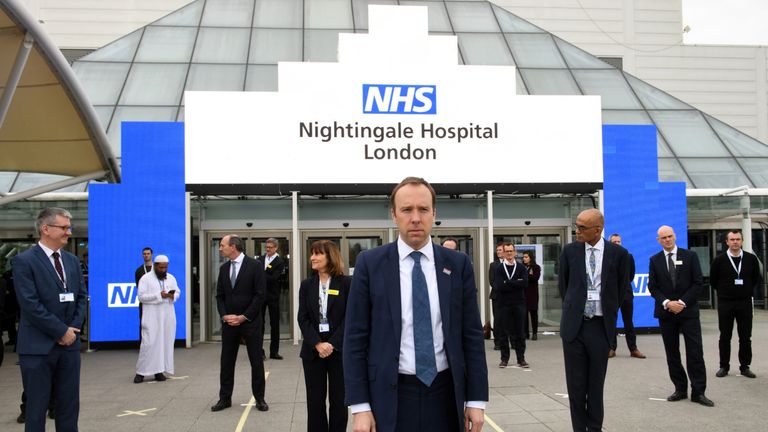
top-left (204, 231), bottom-right (291, 341)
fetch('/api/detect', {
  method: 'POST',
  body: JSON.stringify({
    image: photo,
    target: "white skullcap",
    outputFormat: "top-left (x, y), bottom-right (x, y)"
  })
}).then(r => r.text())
top-left (154, 255), bottom-right (169, 263)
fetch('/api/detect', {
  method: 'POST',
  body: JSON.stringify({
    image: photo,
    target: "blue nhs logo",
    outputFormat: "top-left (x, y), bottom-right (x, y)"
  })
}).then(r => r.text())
top-left (363, 84), bottom-right (436, 114)
top-left (108, 283), bottom-right (139, 307)
top-left (631, 274), bottom-right (651, 296)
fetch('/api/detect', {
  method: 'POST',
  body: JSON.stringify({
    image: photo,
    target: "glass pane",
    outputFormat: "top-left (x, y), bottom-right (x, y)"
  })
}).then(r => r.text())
top-left (572, 69), bottom-right (642, 109)
top-left (134, 26), bottom-right (197, 62)
top-left (556, 38), bottom-right (613, 69)
top-left (0, 172), bottom-right (17, 192)
top-left (399, 1), bottom-right (451, 32)
top-left (155, 1), bottom-right (205, 26)
top-left (185, 64), bottom-right (246, 92)
top-left (657, 132), bottom-right (673, 157)
top-left (347, 237), bottom-right (383, 274)
top-left (515, 69), bottom-right (528, 94)
top-left (245, 65), bottom-right (278, 91)
top-left (525, 234), bottom-right (561, 325)
top-left (200, 0), bottom-right (254, 27)
top-left (446, 1), bottom-right (497, 32)
top-left (80, 29), bottom-right (142, 62)
top-left (706, 114), bottom-right (768, 157)
top-left (305, 30), bottom-right (351, 62)
top-left (305, 0), bottom-right (353, 29)
top-left (72, 62), bottom-right (131, 105)
top-left (193, 28), bottom-right (250, 63)
top-left (658, 158), bottom-right (693, 186)
top-left (506, 34), bottom-right (566, 68)
top-left (625, 74), bottom-right (689, 109)
top-left (107, 107), bottom-right (178, 154)
top-left (680, 158), bottom-right (752, 188)
top-left (254, 0), bottom-right (302, 28)
top-left (601, 109), bottom-right (651, 124)
top-left (649, 110), bottom-right (730, 157)
top-left (520, 69), bottom-right (580, 95)
top-left (119, 63), bottom-right (187, 105)
top-left (457, 33), bottom-right (514, 65)
top-left (493, 4), bottom-right (543, 33)
top-left (12, 173), bottom-right (84, 193)
top-left (352, 0), bottom-right (397, 30)
top-left (740, 159), bottom-right (768, 187)
top-left (249, 29), bottom-right (302, 64)
top-left (93, 106), bottom-right (114, 129)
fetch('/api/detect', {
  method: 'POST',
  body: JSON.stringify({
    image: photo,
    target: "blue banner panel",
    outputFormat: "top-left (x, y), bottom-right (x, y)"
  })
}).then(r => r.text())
top-left (602, 125), bottom-right (687, 329)
top-left (89, 122), bottom-right (186, 342)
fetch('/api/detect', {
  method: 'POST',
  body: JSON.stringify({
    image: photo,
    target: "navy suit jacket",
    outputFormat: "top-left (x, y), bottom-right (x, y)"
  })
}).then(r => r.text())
top-left (647, 248), bottom-right (702, 319)
top-left (558, 240), bottom-right (628, 343)
top-left (12, 245), bottom-right (87, 355)
top-left (343, 242), bottom-right (488, 431)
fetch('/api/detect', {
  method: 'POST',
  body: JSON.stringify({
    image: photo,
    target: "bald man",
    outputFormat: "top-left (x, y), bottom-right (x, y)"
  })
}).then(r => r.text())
top-left (559, 209), bottom-right (629, 432)
top-left (648, 226), bottom-right (713, 407)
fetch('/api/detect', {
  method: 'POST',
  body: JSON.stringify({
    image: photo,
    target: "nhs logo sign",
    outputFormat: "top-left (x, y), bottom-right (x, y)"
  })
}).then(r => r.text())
top-left (108, 283), bottom-right (139, 307)
top-left (363, 84), bottom-right (436, 114)
top-left (631, 274), bottom-right (651, 296)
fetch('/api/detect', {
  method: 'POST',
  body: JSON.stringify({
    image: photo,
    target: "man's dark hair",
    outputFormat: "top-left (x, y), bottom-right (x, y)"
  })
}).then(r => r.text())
top-left (727, 230), bottom-right (743, 239)
top-left (389, 176), bottom-right (436, 210)
top-left (142, 247), bottom-right (153, 253)
top-left (228, 235), bottom-right (245, 252)
top-left (608, 233), bottom-right (620, 240)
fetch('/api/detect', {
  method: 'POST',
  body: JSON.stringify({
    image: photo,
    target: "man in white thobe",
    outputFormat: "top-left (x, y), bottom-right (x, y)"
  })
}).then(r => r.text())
top-left (134, 255), bottom-right (180, 383)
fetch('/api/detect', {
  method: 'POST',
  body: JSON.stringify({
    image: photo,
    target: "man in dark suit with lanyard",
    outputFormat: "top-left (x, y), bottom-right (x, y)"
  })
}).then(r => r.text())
top-left (12, 207), bottom-right (87, 432)
top-left (259, 238), bottom-right (286, 360)
top-left (494, 243), bottom-right (529, 368)
top-left (211, 234), bottom-right (269, 412)
top-left (559, 209), bottom-right (628, 432)
top-left (648, 225), bottom-right (713, 407)
top-left (344, 177), bottom-right (488, 432)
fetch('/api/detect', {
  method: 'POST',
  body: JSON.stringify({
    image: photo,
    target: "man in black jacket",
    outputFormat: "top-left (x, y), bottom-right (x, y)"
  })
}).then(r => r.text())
top-left (710, 230), bottom-right (763, 378)
top-left (260, 238), bottom-right (286, 360)
top-left (494, 243), bottom-right (529, 368)
top-left (211, 234), bottom-right (269, 413)
top-left (648, 225), bottom-right (713, 407)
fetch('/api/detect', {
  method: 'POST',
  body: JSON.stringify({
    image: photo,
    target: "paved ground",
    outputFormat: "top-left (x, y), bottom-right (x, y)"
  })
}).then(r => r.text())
top-left (1, 309), bottom-right (766, 431)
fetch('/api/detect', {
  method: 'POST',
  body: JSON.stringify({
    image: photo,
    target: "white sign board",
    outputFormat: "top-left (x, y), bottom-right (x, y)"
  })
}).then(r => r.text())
top-left (185, 6), bottom-right (603, 187)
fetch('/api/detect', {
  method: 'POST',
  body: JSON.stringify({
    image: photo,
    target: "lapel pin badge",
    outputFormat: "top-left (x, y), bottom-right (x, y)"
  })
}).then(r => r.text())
top-left (443, 268), bottom-right (452, 275)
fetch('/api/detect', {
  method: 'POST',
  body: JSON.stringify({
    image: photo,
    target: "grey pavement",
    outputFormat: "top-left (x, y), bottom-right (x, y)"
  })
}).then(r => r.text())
top-left (1, 309), bottom-right (766, 431)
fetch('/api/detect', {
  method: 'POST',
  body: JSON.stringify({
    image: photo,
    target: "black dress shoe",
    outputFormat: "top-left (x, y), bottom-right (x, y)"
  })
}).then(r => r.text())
top-left (133, 374), bottom-right (144, 384)
top-left (667, 391), bottom-right (688, 402)
top-left (154, 373), bottom-right (167, 382)
top-left (211, 399), bottom-right (231, 412)
top-left (715, 368), bottom-right (728, 377)
top-left (740, 368), bottom-right (756, 378)
top-left (255, 398), bottom-right (269, 411)
top-left (269, 353), bottom-right (283, 360)
top-left (531, 334), bottom-right (538, 341)
top-left (691, 394), bottom-right (715, 407)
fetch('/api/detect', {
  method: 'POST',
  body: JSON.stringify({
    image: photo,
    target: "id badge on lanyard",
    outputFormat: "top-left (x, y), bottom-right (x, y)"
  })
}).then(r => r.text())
top-left (728, 253), bottom-right (744, 285)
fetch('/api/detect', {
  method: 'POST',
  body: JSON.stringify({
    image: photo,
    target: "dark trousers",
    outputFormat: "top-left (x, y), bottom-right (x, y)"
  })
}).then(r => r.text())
top-left (219, 323), bottom-right (266, 400)
top-left (659, 315), bottom-right (706, 396)
top-left (611, 296), bottom-right (637, 351)
top-left (717, 298), bottom-right (753, 371)
top-left (491, 299), bottom-right (501, 347)
top-left (562, 317), bottom-right (609, 432)
top-left (19, 346), bottom-right (80, 432)
top-left (524, 309), bottom-right (538, 338)
top-left (2, 314), bottom-right (18, 344)
top-left (499, 303), bottom-right (526, 363)
top-left (395, 370), bottom-right (460, 432)
top-left (262, 294), bottom-right (280, 356)
top-left (302, 352), bottom-right (347, 432)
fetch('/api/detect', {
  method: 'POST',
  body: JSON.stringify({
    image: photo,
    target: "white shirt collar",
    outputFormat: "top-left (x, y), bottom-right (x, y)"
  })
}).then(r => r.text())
top-left (232, 252), bottom-right (244, 264)
top-left (38, 242), bottom-right (59, 258)
top-left (397, 236), bottom-right (434, 263)
top-left (584, 237), bottom-right (605, 252)
top-left (664, 246), bottom-right (678, 256)
top-left (727, 248), bottom-right (743, 258)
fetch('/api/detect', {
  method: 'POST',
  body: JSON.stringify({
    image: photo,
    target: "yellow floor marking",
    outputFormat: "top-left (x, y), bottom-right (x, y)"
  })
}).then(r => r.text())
top-left (484, 413), bottom-right (504, 432)
top-left (235, 371), bottom-right (270, 432)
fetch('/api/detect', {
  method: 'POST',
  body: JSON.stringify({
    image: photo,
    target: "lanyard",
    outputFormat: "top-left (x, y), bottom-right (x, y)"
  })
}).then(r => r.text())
top-left (319, 279), bottom-right (329, 323)
top-left (727, 251), bottom-right (743, 277)
top-left (502, 260), bottom-right (517, 281)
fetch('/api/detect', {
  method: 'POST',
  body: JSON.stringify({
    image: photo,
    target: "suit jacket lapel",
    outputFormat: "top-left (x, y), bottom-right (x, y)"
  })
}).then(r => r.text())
top-left (326, 275), bottom-right (337, 317)
top-left (433, 245), bottom-right (451, 333)
top-left (309, 275), bottom-right (321, 323)
top-left (576, 244), bottom-right (587, 292)
top-left (385, 243), bottom-right (402, 341)
top-left (600, 242), bottom-right (610, 293)
top-left (34, 246), bottom-right (65, 290)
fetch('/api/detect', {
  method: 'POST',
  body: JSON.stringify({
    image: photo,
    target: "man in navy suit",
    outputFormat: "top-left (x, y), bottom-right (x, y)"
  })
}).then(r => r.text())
top-left (344, 177), bottom-right (488, 432)
top-left (648, 226), bottom-right (713, 407)
top-left (559, 209), bottom-right (628, 432)
top-left (12, 207), bottom-right (86, 432)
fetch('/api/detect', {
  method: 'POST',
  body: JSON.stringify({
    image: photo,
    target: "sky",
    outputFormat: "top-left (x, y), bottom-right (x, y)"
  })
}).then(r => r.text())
top-left (683, 0), bottom-right (768, 45)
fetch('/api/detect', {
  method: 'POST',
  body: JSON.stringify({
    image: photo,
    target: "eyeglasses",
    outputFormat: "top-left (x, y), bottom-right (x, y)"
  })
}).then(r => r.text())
top-left (573, 224), bottom-right (598, 232)
top-left (47, 224), bottom-right (73, 233)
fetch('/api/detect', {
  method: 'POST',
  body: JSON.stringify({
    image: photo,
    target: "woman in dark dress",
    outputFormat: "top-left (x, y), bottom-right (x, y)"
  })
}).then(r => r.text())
top-left (297, 240), bottom-right (351, 432)
top-left (522, 251), bottom-right (541, 340)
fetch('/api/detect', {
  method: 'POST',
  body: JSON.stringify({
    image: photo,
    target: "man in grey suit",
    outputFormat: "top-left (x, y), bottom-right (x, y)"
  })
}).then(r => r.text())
top-left (12, 207), bottom-right (87, 432)
top-left (559, 209), bottom-right (628, 432)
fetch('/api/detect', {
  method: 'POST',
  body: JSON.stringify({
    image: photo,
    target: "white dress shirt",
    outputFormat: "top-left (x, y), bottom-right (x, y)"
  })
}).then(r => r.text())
top-left (584, 238), bottom-right (604, 316)
top-left (230, 252), bottom-right (244, 280)
top-left (39, 242), bottom-right (67, 288)
top-left (662, 246), bottom-right (685, 309)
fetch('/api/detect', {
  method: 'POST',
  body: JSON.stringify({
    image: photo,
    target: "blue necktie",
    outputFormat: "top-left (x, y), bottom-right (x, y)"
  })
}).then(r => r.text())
top-left (410, 251), bottom-right (437, 386)
top-left (230, 261), bottom-right (237, 289)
